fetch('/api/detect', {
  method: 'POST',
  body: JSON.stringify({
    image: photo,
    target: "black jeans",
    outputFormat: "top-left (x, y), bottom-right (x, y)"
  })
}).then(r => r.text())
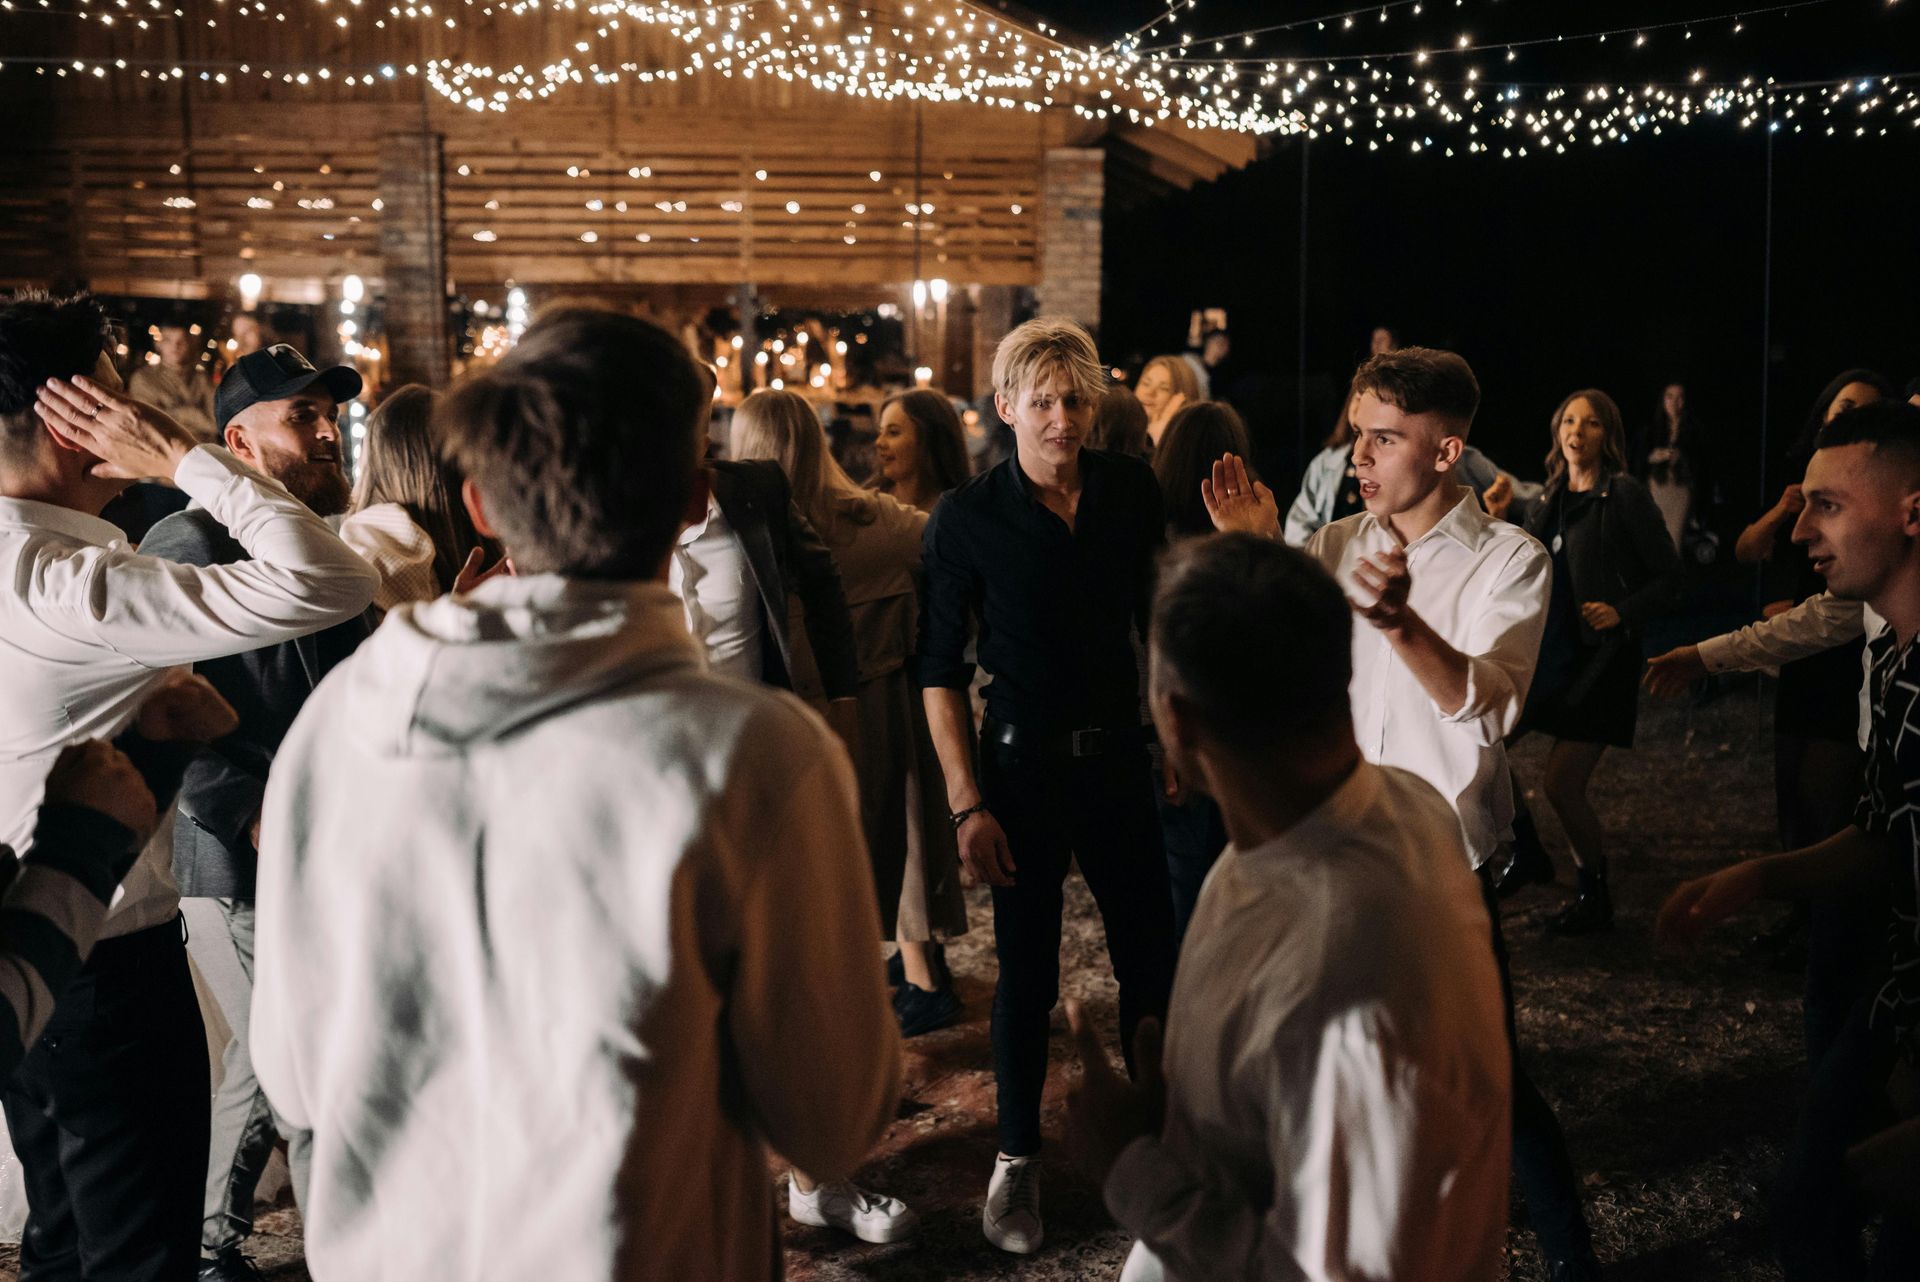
top-left (4, 917), bottom-right (209, 1282)
top-left (1479, 872), bottom-right (1595, 1266)
top-left (1773, 1000), bottom-right (1920, 1280)
top-left (980, 740), bottom-right (1176, 1157)
top-left (1155, 776), bottom-right (1228, 951)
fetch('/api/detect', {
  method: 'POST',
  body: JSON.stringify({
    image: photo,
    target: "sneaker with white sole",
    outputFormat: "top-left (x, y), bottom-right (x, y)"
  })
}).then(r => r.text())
top-left (787, 1177), bottom-right (919, 1244)
top-left (982, 1154), bottom-right (1043, 1253)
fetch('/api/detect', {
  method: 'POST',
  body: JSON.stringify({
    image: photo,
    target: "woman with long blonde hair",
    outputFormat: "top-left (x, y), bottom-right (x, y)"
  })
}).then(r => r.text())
top-left (1134, 354), bottom-right (1201, 450)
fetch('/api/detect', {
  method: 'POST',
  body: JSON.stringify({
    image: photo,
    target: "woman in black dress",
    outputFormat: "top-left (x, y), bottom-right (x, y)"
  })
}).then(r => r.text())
top-left (1517, 389), bottom-right (1683, 933)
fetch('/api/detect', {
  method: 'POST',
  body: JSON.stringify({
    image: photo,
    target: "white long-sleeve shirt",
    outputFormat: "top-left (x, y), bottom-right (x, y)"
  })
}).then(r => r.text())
top-left (1697, 590), bottom-right (1875, 749)
top-left (1307, 489), bottom-right (1552, 867)
top-left (0, 445), bottom-right (377, 936)
top-left (1106, 762), bottom-right (1510, 1282)
top-left (251, 577), bottom-right (900, 1282)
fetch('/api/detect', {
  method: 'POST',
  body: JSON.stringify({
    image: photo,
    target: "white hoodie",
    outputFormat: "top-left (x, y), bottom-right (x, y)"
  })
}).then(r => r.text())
top-left (251, 575), bottom-right (901, 1281)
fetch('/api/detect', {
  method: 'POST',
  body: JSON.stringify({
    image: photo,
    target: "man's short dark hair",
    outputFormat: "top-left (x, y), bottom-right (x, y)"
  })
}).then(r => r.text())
top-left (435, 307), bottom-right (705, 579)
top-left (0, 292), bottom-right (114, 459)
top-left (1152, 534), bottom-right (1352, 752)
top-left (1350, 346), bottom-right (1480, 436)
top-left (1814, 399), bottom-right (1920, 488)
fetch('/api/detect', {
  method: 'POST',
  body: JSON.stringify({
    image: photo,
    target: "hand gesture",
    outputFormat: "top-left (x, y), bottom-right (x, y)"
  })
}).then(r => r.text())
top-left (451, 547), bottom-right (514, 596)
top-left (1064, 999), bottom-right (1165, 1185)
top-left (1778, 484), bottom-right (1806, 517)
top-left (133, 672), bottom-right (239, 745)
top-left (956, 808), bottom-right (1016, 888)
top-left (1200, 453), bottom-right (1280, 539)
top-left (1483, 472), bottom-right (1515, 523)
top-left (43, 741), bottom-right (158, 840)
top-left (1655, 862), bottom-right (1765, 946)
top-left (1350, 548), bottom-right (1413, 632)
top-left (1643, 645), bottom-right (1707, 699)
top-left (1580, 601), bottom-right (1623, 632)
top-left (36, 374), bottom-right (197, 482)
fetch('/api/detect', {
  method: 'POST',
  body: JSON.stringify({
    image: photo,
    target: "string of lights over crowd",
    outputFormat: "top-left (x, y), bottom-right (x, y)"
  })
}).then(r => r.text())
top-left (2, 0), bottom-right (1916, 152)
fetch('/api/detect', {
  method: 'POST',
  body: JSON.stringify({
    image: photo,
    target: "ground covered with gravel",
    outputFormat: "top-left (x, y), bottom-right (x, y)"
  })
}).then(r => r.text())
top-left (0, 681), bottom-right (1818, 1281)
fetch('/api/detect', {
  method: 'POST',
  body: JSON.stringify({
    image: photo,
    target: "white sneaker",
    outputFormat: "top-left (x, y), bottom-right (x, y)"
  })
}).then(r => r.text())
top-left (982, 1154), bottom-right (1043, 1253)
top-left (787, 1177), bottom-right (919, 1244)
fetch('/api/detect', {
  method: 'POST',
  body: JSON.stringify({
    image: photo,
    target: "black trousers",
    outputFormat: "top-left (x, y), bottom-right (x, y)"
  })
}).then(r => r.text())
top-left (1479, 872), bottom-right (1595, 1266)
top-left (4, 917), bottom-right (208, 1282)
top-left (980, 740), bottom-right (1176, 1157)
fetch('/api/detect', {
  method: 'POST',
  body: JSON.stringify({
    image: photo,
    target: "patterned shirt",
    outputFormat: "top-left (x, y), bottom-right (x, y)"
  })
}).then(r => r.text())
top-left (1855, 623), bottom-right (1920, 1047)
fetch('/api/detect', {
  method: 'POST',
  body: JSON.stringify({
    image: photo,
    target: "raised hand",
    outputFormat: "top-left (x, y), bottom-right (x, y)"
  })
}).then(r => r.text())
top-left (1064, 999), bottom-right (1164, 1185)
top-left (1350, 548), bottom-right (1413, 632)
top-left (35, 374), bottom-right (198, 481)
top-left (43, 741), bottom-right (159, 840)
top-left (1655, 862), bottom-right (1765, 946)
top-left (1483, 472), bottom-right (1515, 522)
top-left (133, 672), bottom-right (239, 745)
top-left (451, 547), bottom-right (514, 596)
top-left (1643, 645), bottom-right (1707, 699)
top-left (1200, 453), bottom-right (1280, 539)
top-left (1778, 483), bottom-right (1806, 517)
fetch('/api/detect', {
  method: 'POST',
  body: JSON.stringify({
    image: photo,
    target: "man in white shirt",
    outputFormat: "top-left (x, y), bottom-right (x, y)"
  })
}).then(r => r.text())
top-left (1207, 347), bottom-right (1600, 1281)
top-left (250, 306), bottom-right (902, 1282)
top-left (0, 292), bottom-right (378, 1282)
top-left (1068, 532), bottom-right (1511, 1281)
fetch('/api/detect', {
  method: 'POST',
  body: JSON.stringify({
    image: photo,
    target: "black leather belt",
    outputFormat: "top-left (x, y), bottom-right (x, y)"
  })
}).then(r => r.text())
top-left (981, 718), bottom-right (1153, 759)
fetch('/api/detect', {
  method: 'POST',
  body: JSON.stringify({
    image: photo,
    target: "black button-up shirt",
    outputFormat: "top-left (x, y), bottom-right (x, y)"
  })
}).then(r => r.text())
top-left (918, 446), bottom-right (1164, 730)
top-left (1857, 624), bottom-right (1920, 1049)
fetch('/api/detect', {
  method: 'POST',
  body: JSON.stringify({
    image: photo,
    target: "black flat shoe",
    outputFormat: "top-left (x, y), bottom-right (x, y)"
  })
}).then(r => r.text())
top-left (893, 982), bottom-right (963, 1038)
top-left (1493, 840), bottom-right (1556, 900)
top-left (1547, 867), bottom-right (1613, 935)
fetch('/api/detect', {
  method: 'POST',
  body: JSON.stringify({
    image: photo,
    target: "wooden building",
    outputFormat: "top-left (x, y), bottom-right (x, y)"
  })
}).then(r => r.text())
top-left (0, 1), bottom-right (1254, 391)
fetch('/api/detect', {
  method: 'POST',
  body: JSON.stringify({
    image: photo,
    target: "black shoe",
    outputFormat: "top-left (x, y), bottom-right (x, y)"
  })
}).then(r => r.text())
top-left (885, 941), bottom-right (948, 989)
top-left (893, 982), bottom-right (963, 1038)
top-left (1547, 867), bottom-right (1613, 935)
top-left (1493, 841), bottom-right (1556, 900)
top-left (1547, 1250), bottom-right (1603, 1282)
top-left (199, 1250), bottom-right (266, 1282)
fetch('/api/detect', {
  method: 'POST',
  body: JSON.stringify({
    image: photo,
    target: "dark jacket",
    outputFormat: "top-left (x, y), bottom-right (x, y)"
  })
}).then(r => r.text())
top-left (141, 507), bottom-right (373, 900)
top-left (708, 459), bottom-right (860, 701)
top-left (1526, 471), bottom-right (1684, 639)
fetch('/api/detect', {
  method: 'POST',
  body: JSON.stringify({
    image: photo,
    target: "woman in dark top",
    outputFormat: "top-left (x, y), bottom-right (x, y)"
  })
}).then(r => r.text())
top-left (1515, 389), bottom-right (1682, 934)
top-left (1633, 381), bottom-right (1713, 552)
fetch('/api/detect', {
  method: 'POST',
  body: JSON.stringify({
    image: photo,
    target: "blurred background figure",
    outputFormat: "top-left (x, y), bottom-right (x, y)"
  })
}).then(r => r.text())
top-left (129, 322), bottom-right (216, 441)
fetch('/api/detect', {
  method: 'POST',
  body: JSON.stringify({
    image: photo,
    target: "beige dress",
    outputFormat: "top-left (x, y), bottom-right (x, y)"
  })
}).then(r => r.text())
top-left (789, 490), bottom-right (969, 941)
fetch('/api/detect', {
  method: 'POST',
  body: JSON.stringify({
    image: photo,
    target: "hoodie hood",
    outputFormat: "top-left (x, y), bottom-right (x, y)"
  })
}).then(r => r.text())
top-left (340, 575), bottom-right (703, 757)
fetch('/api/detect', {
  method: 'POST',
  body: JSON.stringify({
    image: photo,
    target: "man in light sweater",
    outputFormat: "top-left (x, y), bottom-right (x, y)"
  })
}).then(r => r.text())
top-left (250, 307), bottom-right (902, 1281)
top-left (0, 292), bottom-right (378, 1282)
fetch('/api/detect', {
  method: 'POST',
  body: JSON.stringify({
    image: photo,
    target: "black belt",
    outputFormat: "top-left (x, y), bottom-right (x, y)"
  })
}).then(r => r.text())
top-left (981, 718), bottom-right (1153, 759)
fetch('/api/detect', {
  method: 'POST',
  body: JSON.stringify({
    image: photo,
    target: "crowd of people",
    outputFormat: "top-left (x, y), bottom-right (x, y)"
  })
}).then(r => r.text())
top-left (0, 286), bottom-right (1915, 1282)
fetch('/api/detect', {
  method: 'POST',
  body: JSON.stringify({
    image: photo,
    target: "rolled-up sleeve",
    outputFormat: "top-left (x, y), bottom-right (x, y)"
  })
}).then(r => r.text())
top-left (1697, 591), bottom-right (1865, 674)
top-left (1436, 539), bottom-right (1552, 745)
top-left (916, 500), bottom-right (977, 691)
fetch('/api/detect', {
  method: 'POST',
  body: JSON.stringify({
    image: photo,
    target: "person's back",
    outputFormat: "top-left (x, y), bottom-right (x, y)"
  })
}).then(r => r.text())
top-left (1150, 763), bottom-right (1507, 1280)
top-left (249, 307), bottom-right (901, 1282)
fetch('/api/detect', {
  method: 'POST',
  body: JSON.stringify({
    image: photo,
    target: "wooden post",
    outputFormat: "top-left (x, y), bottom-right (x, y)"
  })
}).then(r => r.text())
top-left (378, 132), bottom-right (450, 389)
top-left (1036, 147), bottom-right (1103, 337)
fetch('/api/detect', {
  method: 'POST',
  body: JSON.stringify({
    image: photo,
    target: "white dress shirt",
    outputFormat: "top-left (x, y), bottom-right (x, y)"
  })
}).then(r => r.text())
top-left (1697, 590), bottom-right (1876, 749)
top-left (1107, 761), bottom-right (1510, 1282)
top-left (0, 445), bottom-right (377, 936)
top-left (1306, 488), bottom-right (1551, 868)
top-left (669, 499), bottom-right (764, 684)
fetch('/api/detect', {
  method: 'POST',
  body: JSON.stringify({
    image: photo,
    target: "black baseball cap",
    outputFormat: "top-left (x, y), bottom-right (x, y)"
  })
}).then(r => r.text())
top-left (215, 343), bottom-right (362, 432)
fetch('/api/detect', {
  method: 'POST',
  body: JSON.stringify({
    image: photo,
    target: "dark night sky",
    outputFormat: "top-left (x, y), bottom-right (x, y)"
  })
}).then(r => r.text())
top-left (1009, 0), bottom-right (1920, 519)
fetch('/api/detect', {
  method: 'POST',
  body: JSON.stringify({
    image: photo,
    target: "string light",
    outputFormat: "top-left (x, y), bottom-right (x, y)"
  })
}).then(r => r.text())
top-left (2, 0), bottom-right (1913, 152)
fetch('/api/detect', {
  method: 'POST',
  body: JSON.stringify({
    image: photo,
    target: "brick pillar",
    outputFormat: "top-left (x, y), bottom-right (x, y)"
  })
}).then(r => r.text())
top-left (971, 284), bottom-right (1015, 402)
top-left (379, 132), bottom-right (449, 389)
top-left (1036, 148), bottom-right (1103, 336)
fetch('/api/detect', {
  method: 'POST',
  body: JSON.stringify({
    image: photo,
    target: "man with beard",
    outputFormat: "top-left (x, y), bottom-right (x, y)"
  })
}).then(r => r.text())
top-left (139, 343), bottom-right (371, 1282)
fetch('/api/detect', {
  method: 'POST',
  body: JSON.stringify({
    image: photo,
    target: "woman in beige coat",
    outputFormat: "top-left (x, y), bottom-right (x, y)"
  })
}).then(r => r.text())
top-left (731, 390), bottom-right (969, 1038)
